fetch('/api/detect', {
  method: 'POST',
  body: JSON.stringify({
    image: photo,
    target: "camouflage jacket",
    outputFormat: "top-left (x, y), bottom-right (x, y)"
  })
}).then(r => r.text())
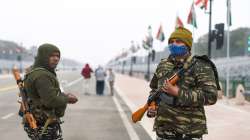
top-left (150, 55), bottom-right (219, 135)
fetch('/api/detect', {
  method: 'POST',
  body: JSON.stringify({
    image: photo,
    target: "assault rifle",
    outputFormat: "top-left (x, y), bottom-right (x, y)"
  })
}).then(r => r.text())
top-left (12, 67), bottom-right (40, 140)
top-left (131, 60), bottom-right (195, 123)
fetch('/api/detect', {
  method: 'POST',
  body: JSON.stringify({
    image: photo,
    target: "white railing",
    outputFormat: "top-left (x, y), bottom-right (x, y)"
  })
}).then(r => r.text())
top-left (0, 59), bottom-right (82, 74)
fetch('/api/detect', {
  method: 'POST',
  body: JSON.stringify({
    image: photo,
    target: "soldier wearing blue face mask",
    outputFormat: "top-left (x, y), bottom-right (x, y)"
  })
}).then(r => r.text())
top-left (168, 40), bottom-right (189, 57)
top-left (167, 27), bottom-right (192, 59)
top-left (147, 27), bottom-right (220, 140)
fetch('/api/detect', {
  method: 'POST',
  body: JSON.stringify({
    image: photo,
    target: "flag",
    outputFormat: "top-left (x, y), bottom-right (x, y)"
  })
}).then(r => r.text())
top-left (156, 25), bottom-right (165, 42)
top-left (227, 0), bottom-right (232, 26)
top-left (195, 0), bottom-right (208, 10)
top-left (176, 16), bottom-right (184, 28)
top-left (187, 3), bottom-right (197, 28)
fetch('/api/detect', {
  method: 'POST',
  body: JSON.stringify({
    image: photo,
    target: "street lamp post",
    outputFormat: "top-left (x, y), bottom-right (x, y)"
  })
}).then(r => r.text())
top-left (129, 41), bottom-right (135, 76)
top-left (146, 30), bottom-right (153, 81)
top-left (129, 57), bottom-right (133, 76)
top-left (145, 51), bottom-right (151, 81)
top-left (208, 0), bottom-right (213, 58)
top-left (122, 61), bottom-right (126, 74)
top-left (17, 55), bottom-right (22, 73)
top-left (143, 26), bottom-right (154, 81)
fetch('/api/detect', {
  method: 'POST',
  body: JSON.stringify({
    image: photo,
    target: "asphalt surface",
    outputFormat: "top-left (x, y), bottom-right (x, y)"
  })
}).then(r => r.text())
top-left (0, 71), bottom-right (151, 140)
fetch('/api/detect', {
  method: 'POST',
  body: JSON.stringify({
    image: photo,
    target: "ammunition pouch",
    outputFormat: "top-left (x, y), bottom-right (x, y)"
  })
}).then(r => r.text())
top-left (159, 93), bottom-right (176, 106)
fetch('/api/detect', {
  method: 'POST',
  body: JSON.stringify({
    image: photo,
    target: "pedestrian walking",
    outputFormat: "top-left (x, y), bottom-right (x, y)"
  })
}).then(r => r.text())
top-left (107, 68), bottom-right (115, 96)
top-left (95, 65), bottom-right (106, 95)
top-left (81, 63), bottom-right (93, 94)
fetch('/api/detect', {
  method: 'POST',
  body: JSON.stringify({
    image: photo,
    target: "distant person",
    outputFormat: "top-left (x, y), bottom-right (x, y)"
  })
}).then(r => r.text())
top-left (81, 63), bottom-right (93, 94)
top-left (95, 66), bottom-right (106, 95)
top-left (147, 27), bottom-right (220, 140)
top-left (23, 43), bottom-right (78, 139)
top-left (107, 68), bottom-right (115, 96)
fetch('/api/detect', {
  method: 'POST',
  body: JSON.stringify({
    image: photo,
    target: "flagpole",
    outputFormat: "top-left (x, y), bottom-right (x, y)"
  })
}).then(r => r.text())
top-left (192, 25), bottom-right (195, 55)
top-left (208, 0), bottom-right (213, 58)
top-left (226, 0), bottom-right (230, 101)
top-left (191, 1), bottom-right (195, 55)
top-left (192, 0), bottom-right (195, 55)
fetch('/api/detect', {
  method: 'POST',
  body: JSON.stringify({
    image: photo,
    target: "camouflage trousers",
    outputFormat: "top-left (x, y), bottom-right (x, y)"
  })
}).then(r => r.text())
top-left (24, 122), bottom-right (63, 140)
top-left (156, 130), bottom-right (203, 140)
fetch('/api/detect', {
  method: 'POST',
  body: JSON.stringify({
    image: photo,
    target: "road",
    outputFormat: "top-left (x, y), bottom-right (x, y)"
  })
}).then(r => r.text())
top-left (2, 71), bottom-right (250, 140)
top-left (0, 71), bottom-right (151, 140)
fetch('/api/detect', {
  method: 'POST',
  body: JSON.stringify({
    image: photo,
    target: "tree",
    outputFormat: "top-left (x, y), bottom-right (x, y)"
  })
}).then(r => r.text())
top-left (194, 27), bottom-right (250, 58)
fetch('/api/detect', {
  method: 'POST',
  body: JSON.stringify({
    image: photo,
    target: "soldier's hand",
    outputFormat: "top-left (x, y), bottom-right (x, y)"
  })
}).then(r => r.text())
top-left (147, 106), bottom-right (157, 118)
top-left (162, 79), bottom-right (179, 96)
top-left (66, 93), bottom-right (78, 104)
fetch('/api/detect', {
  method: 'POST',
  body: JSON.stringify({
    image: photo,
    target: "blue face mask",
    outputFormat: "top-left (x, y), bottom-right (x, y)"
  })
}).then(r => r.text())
top-left (168, 44), bottom-right (188, 56)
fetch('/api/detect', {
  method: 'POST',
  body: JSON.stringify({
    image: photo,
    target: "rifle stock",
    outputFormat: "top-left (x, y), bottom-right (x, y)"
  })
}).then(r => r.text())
top-left (131, 104), bottom-right (148, 123)
top-left (131, 72), bottom-right (180, 123)
top-left (12, 67), bottom-right (39, 135)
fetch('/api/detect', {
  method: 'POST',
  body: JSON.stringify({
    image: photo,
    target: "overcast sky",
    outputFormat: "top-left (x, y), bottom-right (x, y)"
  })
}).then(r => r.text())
top-left (0, 0), bottom-right (249, 67)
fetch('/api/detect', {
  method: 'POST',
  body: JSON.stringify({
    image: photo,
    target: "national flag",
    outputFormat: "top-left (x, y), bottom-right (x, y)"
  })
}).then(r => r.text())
top-left (175, 16), bottom-right (184, 28)
top-left (187, 3), bottom-right (197, 28)
top-left (195, 0), bottom-right (208, 10)
top-left (227, 0), bottom-right (232, 26)
top-left (156, 25), bottom-right (165, 42)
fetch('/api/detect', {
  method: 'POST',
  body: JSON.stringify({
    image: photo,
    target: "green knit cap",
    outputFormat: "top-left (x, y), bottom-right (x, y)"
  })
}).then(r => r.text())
top-left (168, 27), bottom-right (193, 48)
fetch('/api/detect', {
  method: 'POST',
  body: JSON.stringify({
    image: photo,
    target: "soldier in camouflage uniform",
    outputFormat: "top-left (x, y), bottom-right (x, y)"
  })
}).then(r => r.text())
top-left (147, 27), bottom-right (220, 140)
top-left (23, 43), bottom-right (78, 140)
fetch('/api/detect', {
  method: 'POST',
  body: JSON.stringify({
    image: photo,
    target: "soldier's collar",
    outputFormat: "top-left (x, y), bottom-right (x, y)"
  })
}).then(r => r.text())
top-left (183, 55), bottom-right (194, 69)
top-left (169, 54), bottom-right (192, 68)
